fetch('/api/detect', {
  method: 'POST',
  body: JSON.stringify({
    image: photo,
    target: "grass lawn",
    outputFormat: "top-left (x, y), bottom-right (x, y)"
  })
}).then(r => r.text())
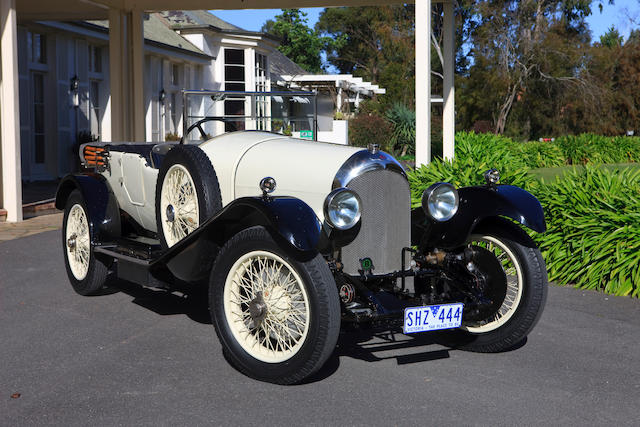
top-left (529, 163), bottom-right (640, 181)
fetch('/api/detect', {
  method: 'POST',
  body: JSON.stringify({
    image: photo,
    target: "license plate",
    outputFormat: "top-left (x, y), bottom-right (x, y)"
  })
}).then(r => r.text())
top-left (403, 303), bottom-right (463, 334)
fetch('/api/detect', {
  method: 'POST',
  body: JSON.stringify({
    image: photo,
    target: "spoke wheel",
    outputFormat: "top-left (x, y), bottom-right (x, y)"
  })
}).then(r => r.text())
top-left (209, 226), bottom-right (340, 385)
top-left (62, 190), bottom-right (110, 296)
top-left (438, 222), bottom-right (548, 353)
top-left (160, 164), bottom-right (200, 247)
top-left (155, 144), bottom-right (222, 250)
top-left (65, 204), bottom-right (91, 280)
top-left (224, 251), bottom-right (311, 363)
top-left (461, 234), bottom-right (524, 333)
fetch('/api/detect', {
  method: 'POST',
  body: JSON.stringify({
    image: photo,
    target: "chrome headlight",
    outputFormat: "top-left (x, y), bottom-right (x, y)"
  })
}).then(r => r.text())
top-left (324, 188), bottom-right (362, 230)
top-left (422, 182), bottom-right (459, 222)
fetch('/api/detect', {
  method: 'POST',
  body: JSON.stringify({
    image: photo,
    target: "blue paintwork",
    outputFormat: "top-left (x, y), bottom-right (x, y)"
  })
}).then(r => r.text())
top-left (415, 184), bottom-right (546, 249)
top-left (55, 173), bottom-right (120, 241)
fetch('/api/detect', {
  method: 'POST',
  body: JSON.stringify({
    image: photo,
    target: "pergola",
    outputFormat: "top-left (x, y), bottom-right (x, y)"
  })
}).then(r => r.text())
top-left (0, 0), bottom-right (455, 221)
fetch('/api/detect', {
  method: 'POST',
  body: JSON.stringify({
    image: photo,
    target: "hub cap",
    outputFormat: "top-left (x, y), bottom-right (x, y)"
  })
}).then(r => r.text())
top-left (65, 204), bottom-right (90, 280)
top-left (223, 251), bottom-right (310, 363)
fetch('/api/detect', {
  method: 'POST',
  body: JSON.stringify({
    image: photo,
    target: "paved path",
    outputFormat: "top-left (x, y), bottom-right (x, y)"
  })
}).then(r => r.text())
top-left (0, 213), bottom-right (62, 242)
top-left (1, 231), bottom-right (639, 426)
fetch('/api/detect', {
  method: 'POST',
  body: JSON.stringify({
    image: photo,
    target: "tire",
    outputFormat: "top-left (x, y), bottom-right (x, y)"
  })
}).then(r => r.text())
top-left (155, 144), bottom-right (222, 249)
top-left (443, 224), bottom-right (548, 352)
top-left (209, 226), bottom-right (341, 385)
top-left (62, 190), bottom-right (110, 296)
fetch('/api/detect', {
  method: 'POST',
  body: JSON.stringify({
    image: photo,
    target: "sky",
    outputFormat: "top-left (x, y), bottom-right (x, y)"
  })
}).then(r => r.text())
top-left (213, 1), bottom-right (640, 41)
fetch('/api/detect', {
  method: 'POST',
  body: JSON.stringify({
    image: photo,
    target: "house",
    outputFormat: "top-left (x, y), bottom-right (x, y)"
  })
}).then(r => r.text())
top-left (14, 10), bottom-right (384, 183)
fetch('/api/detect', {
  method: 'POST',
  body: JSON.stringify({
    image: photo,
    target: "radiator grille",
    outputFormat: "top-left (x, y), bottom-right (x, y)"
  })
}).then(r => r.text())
top-left (341, 169), bottom-right (411, 275)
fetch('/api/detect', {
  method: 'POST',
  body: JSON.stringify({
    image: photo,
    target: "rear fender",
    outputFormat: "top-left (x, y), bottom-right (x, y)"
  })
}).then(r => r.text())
top-left (55, 173), bottom-right (120, 242)
top-left (413, 185), bottom-right (545, 249)
top-left (153, 197), bottom-right (324, 282)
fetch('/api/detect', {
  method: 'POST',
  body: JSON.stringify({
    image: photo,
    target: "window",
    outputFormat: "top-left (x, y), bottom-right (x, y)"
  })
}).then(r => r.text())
top-left (224, 48), bottom-right (246, 131)
top-left (171, 63), bottom-right (180, 86)
top-left (27, 32), bottom-right (46, 64)
top-left (255, 53), bottom-right (269, 130)
top-left (32, 72), bottom-right (45, 164)
top-left (88, 45), bottom-right (102, 73)
top-left (89, 80), bottom-right (101, 139)
top-left (170, 92), bottom-right (178, 133)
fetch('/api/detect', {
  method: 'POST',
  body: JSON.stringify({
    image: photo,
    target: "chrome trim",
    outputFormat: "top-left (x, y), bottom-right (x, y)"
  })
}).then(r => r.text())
top-left (332, 149), bottom-right (407, 189)
top-left (421, 182), bottom-right (459, 222)
top-left (323, 188), bottom-right (362, 230)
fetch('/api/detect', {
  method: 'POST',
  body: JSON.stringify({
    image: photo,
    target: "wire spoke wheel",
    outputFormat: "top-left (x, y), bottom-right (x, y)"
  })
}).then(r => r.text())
top-left (461, 234), bottom-right (524, 333)
top-left (160, 164), bottom-right (200, 247)
top-left (65, 204), bottom-right (91, 281)
top-left (223, 251), bottom-right (311, 363)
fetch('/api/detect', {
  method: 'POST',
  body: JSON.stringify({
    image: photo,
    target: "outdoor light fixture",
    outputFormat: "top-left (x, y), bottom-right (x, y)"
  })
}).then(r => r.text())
top-left (70, 75), bottom-right (79, 108)
top-left (159, 89), bottom-right (166, 103)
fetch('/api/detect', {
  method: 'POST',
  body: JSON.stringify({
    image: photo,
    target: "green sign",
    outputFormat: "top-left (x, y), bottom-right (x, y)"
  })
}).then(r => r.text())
top-left (300, 130), bottom-right (314, 140)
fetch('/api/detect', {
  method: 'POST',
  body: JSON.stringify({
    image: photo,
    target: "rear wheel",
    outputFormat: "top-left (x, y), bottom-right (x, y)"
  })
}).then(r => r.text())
top-left (209, 226), bottom-right (340, 384)
top-left (444, 225), bottom-right (547, 352)
top-left (62, 190), bottom-right (110, 296)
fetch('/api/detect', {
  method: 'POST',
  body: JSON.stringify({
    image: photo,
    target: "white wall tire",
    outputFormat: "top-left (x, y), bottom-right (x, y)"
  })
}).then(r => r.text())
top-left (209, 226), bottom-right (340, 384)
top-left (155, 145), bottom-right (222, 249)
top-left (62, 190), bottom-right (110, 296)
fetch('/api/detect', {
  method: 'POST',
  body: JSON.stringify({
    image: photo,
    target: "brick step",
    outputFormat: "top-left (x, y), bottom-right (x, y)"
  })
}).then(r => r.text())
top-left (0, 199), bottom-right (57, 222)
top-left (0, 208), bottom-right (7, 222)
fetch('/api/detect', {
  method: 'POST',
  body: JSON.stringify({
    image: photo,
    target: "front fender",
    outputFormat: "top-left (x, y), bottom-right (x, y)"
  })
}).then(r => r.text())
top-left (153, 196), bottom-right (323, 282)
top-left (55, 173), bottom-right (120, 242)
top-left (413, 185), bottom-right (546, 249)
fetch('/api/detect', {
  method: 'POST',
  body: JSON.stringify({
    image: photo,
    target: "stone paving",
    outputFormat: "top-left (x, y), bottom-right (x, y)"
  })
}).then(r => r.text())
top-left (0, 212), bottom-right (63, 243)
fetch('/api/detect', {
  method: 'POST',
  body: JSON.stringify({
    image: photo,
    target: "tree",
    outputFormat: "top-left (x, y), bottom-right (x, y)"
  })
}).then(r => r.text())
top-left (262, 9), bottom-right (329, 73)
top-left (600, 26), bottom-right (623, 47)
top-left (316, 6), bottom-right (416, 106)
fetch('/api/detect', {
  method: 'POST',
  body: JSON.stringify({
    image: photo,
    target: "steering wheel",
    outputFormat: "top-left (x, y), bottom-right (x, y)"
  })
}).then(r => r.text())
top-left (181, 117), bottom-right (238, 143)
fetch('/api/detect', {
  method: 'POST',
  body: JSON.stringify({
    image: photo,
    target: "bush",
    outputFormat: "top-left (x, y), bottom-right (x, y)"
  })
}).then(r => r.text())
top-left (408, 131), bottom-right (532, 207)
top-left (515, 141), bottom-right (566, 169)
top-left (385, 103), bottom-right (415, 156)
top-left (349, 112), bottom-right (393, 151)
top-left (554, 134), bottom-right (640, 164)
top-left (532, 166), bottom-right (640, 297)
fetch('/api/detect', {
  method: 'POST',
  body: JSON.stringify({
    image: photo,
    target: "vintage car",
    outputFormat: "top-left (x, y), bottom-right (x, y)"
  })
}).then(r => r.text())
top-left (56, 127), bottom-right (548, 385)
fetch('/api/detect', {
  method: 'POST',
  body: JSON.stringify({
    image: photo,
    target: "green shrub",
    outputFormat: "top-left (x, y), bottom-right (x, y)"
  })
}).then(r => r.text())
top-left (554, 134), bottom-right (640, 164)
top-left (408, 131), bottom-right (532, 207)
top-left (531, 166), bottom-right (640, 297)
top-left (516, 141), bottom-right (565, 169)
top-left (385, 103), bottom-right (416, 156)
top-left (349, 112), bottom-right (393, 151)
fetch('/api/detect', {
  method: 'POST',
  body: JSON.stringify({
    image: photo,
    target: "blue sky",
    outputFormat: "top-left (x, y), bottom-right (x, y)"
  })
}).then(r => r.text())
top-left (213, 2), bottom-right (639, 41)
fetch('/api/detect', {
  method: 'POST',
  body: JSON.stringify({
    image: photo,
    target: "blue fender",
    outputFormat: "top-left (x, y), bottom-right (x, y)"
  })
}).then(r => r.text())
top-left (55, 173), bottom-right (120, 242)
top-left (153, 196), bottom-right (323, 282)
top-left (413, 184), bottom-right (546, 249)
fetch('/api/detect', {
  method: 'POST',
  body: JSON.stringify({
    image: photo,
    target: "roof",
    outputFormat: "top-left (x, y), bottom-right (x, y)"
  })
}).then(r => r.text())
top-left (86, 13), bottom-right (209, 58)
top-left (278, 74), bottom-right (386, 96)
top-left (269, 49), bottom-right (308, 79)
top-left (158, 10), bottom-right (243, 31)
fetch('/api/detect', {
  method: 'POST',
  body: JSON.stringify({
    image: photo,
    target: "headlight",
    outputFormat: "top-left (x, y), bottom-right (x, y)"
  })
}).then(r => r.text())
top-left (422, 182), bottom-right (459, 222)
top-left (324, 188), bottom-right (362, 230)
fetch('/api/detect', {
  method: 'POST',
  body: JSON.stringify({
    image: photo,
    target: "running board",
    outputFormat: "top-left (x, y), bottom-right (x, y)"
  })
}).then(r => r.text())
top-left (95, 237), bottom-right (167, 287)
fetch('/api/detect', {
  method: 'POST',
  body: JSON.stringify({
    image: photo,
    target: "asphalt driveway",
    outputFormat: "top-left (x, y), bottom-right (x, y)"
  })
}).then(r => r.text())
top-left (1, 231), bottom-right (639, 426)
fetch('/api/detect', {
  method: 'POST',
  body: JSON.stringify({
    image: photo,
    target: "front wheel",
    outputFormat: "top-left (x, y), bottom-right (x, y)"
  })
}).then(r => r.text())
top-left (209, 226), bottom-right (340, 385)
top-left (444, 223), bottom-right (548, 352)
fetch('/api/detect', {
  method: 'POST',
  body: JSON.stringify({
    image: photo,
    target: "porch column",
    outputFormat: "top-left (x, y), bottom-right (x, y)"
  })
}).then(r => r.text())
top-left (0, 0), bottom-right (22, 222)
top-left (442, 0), bottom-right (455, 161)
top-left (109, 8), bottom-right (145, 142)
top-left (415, 0), bottom-right (431, 167)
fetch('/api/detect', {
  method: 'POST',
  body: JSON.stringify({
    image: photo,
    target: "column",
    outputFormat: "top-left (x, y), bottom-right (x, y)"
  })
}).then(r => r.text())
top-left (415, 0), bottom-right (431, 167)
top-left (442, 0), bottom-right (455, 161)
top-left (109, 8), bottom-right (145, 142)
top-left (0, 0), bottom-right (22, 222)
